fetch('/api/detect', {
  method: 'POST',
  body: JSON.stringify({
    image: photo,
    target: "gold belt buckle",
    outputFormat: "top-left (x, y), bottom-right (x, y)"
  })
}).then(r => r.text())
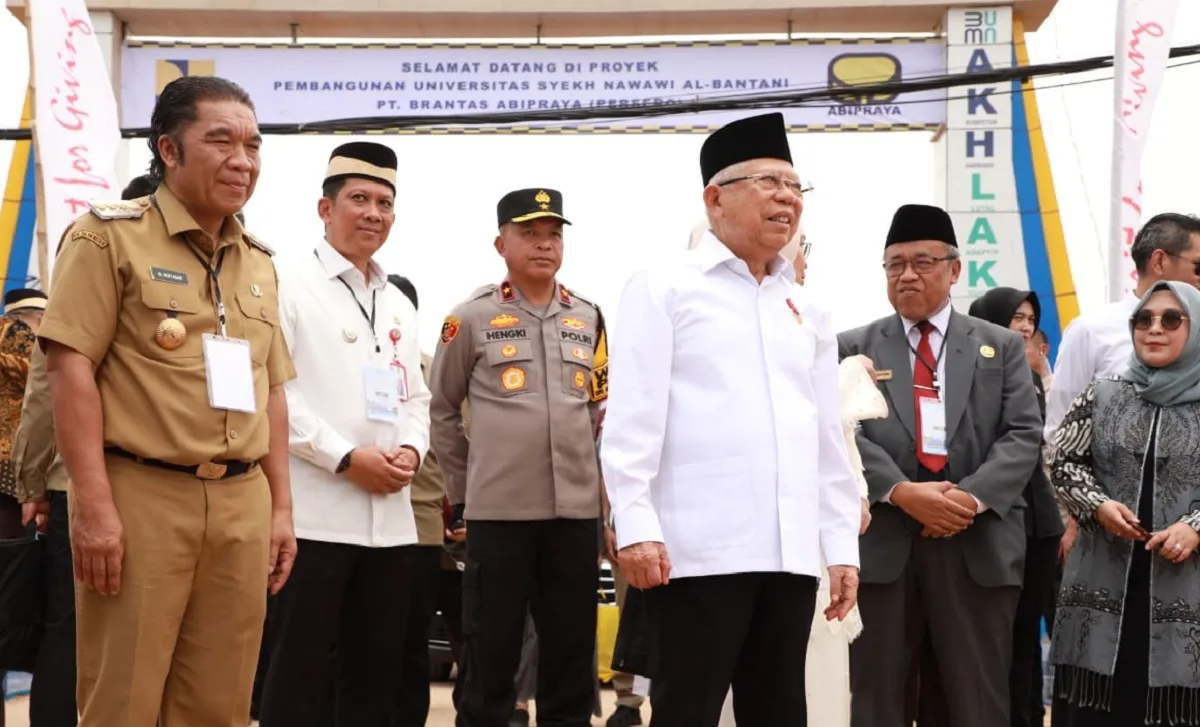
top-left (195, 462), bottom-right (228, 480)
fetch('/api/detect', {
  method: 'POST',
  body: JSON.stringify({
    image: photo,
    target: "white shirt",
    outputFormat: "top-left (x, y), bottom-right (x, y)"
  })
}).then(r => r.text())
top-left (1043, 296), bottom-right (1138, 445)
top-left (599, 231), bottom-right (862, 580)
top-left (276, 238), bottom-right (432, 547)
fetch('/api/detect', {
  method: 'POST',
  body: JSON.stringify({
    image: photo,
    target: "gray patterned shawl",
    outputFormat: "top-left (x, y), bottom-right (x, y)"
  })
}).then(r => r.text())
top-left (1050, 377), bottom-right (1200, 724)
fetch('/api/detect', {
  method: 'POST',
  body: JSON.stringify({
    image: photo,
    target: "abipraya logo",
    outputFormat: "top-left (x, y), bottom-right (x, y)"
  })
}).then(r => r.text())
top-left (155, 59), bottom-right (217, 99)
top-left (826, 53), bottom-right (904, 118)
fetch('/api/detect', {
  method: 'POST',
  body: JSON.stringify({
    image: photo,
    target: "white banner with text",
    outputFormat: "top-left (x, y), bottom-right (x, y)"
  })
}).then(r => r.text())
top-left (1108, 0), bottom-right (1179, 302)
top-left (121, 39), bottom-right (947, 132)
top-left (30, 0), bottom-right (122, 284)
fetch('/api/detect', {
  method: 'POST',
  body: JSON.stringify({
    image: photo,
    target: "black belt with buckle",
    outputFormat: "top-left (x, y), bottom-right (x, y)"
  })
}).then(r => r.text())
top-left (104, 447), bottom-right (257, 480)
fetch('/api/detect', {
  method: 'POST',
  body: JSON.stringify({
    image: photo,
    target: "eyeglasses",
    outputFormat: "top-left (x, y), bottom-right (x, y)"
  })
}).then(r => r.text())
top-left (718, 173), bottom-right (813, 197)
top-left (1164, 251), bottom-right (1200, 276)
top-left (801, 239), bottom-right (812, 259)
top-left (1131, 309), bottom-right (1189, 331)
top-left (882, 255), bottom-right (955, 278)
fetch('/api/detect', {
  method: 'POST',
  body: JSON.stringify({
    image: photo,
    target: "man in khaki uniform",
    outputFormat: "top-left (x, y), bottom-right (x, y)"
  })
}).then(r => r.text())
top-left (430, 188), bottom-right (608, 727)
top-left (38, 76), bottom-right (297, 727)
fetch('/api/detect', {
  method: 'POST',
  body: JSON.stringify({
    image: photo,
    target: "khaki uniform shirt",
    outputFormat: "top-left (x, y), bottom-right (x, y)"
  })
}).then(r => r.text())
top-left (429, 280), bottom-right (607, 521)
top-left (38, 185), bottom-right (296, 466)
top-left (12, 345), bottom-right (67, 501)
top-left (410, 354), bottom-right (447, 545)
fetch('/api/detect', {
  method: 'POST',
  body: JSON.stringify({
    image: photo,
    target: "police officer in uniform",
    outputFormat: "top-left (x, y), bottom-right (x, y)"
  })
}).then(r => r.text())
top-left (430, 188), bottom-right (608, 727)
top-left (38, 75), bottom-right (297, 727)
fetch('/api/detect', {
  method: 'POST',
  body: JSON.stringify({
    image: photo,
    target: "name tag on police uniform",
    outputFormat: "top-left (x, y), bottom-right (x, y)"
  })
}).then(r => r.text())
top-left (363, 365), bottom-right (401, 423)
top-left (202, 334), bottom-right (257, 413)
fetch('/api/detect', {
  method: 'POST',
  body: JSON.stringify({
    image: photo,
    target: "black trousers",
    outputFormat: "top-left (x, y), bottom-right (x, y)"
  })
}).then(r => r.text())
top-left (28, 492), bottom-right (77, 727)
top-left (438, 566), bottom-right (465, 711)
top-left (456, 518), bottom-right (598, 727)
top-left (650, 572), bottom-right (818, 727)
top-left (0, 491), bottom-right (23, 727)
top-left (391, 545), bottom-right (444, 727)
top-left (1010, 535), bottom-right (1060, 727)
top-left (258, 539), bottom-right (415, 727)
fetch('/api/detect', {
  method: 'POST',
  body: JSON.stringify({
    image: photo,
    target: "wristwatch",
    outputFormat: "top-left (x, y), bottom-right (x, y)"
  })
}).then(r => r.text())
top-left (336, 449), bottom-right (354, 474)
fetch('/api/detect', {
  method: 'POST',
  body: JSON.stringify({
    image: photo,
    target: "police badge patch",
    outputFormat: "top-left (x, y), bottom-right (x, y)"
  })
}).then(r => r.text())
top-left (441, 316), bottom-right (462, 345)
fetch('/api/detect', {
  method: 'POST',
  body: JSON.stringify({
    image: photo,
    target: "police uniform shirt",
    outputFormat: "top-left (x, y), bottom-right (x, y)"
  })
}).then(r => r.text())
top-left (429, 280), bottom-right (607, 521)
top-left (599, 230), bottom-right (862, 580)
top-left (408, 353), bottom-right (447, 546)
top-left (276, 238), bottom-right (431, 547)
top-left (37, 185), bottom-right (296, 466)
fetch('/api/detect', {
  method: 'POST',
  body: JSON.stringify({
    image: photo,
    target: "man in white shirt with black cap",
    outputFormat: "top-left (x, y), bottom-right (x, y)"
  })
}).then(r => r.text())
top-left (257, 141), bottom-right (431, 727)
top-left (600, 111), bottom-right (862, 727)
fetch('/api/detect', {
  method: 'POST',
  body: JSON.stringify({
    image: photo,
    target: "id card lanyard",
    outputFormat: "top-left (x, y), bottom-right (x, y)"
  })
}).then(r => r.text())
top-left (185, 243), bottom-right (229, 337)
top-left (314, 249), bottom-right (380, 353)
top-left (908, 327), bottom-right (949, 396)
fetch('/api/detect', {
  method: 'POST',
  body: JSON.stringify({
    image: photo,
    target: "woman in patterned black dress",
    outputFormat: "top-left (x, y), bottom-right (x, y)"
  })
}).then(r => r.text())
top-left (1049, 281), bottom-right (1200, 727)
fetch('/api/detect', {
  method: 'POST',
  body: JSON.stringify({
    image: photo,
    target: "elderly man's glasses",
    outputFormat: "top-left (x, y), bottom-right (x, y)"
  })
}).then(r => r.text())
top-left (800, 238), bottom-right (812, 259)
top-left (1131, 309), bottom-right (1189, 331)
top-left (718, 174), bottom-right (813, 197)
top-left (882, 255), bottom-right (954, 278)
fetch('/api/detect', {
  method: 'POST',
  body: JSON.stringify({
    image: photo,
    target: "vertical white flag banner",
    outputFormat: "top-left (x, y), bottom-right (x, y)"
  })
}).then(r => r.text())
top-left (1108, 0), bottom-right (1179, 302)
top-left (28, 0), bottom-right (121, 285)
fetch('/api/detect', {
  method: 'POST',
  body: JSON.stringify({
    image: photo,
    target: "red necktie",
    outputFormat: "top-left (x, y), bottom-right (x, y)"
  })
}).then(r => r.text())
top-left (913, 320), bottom-right (947, 473)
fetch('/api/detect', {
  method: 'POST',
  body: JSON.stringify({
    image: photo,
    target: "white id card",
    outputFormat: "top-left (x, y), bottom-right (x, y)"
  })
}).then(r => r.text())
top-left (202, 334), bottom-right (257, 413)
top-left (918, 396), bottom-right (948, 457)
top-left (363, 365), bottom-right (400, 423)
top-left (392, 362), bottom-right (411, 403)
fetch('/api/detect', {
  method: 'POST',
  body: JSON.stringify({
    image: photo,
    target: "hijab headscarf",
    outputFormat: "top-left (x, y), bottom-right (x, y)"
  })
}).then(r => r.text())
top-left (1122, 280), bottom-right (1200, 407)
top-left (967, 286), bottom-right (1040, 329)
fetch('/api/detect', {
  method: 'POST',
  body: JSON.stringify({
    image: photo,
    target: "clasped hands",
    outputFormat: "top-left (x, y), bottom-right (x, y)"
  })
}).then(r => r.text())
top-left (344, 445), bottom-right (418, 494)
top-left (891, 480), bottom-right (977, 538)
top-left (1094, 500), bottom-right (1200, 564)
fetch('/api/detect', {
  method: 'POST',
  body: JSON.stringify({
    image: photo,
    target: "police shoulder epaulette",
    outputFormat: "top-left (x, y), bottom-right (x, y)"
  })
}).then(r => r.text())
top-left (469, 284), bottom-right (498, 301)
top-left (244, 232), bottom-right (275, 256)
top-left (567, 287), bottom-right (599, 310)
top-left (88, 198), bottom-right (150, 221)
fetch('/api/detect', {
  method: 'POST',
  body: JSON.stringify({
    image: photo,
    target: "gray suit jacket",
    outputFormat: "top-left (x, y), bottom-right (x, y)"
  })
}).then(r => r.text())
top-left (837, 310), bottom-right (1042, 588)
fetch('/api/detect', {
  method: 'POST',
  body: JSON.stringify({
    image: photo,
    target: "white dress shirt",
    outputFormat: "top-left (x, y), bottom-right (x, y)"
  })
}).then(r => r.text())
top-left (599, 231), bottom-right (861, 580)
top-left (1043, 296), bottom-right (1138, 444)
top-left (276, 238), bottom-right (431, 547)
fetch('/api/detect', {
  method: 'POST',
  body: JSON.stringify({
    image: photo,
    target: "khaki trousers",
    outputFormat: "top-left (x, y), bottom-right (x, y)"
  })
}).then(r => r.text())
top-left (73, 454), bottom-right (271, 727)
top-left (611, 567), bottom-right (645, 710)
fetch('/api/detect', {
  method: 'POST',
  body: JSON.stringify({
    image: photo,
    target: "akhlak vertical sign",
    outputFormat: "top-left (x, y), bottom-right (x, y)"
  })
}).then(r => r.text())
top-left (944, 6), bottom-right (1026, 308)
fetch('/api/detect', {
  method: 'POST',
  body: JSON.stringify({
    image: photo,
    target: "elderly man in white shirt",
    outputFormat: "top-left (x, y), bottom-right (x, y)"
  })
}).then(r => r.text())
top-left (257, 142), bottom-right (431, 727)
top-left (600, 112), bottom-right (862, 727)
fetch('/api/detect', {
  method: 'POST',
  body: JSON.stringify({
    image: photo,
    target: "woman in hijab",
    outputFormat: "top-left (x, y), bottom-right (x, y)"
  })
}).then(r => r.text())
top-left (967, 288), bottom-right (1065, 727)
top-left (691, 222), bottom-right (884, 727)
top-left (1050, 281), bottom-right (1200, 727)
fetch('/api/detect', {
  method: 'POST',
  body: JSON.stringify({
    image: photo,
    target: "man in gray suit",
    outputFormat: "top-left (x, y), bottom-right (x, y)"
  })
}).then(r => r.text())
top-left (838, 204), bottom-right (1042, 727)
